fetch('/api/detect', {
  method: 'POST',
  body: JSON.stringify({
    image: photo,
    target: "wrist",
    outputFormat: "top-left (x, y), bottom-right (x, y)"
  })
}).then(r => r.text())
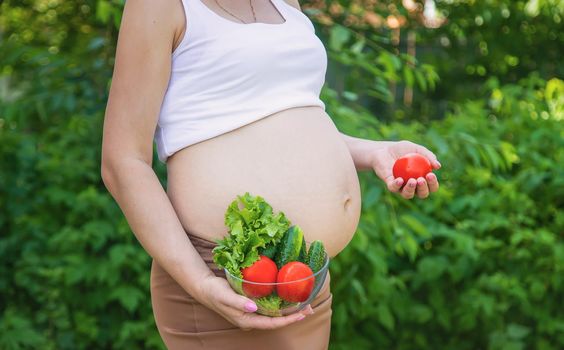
top-left (192, 269), bottom-right (217, 303)
top-left (368, 144), bottom-right (388, 170)
top-left (340, 132), bottom-right (394, 171)
top-left (163, 252), bottom-right (217, 302)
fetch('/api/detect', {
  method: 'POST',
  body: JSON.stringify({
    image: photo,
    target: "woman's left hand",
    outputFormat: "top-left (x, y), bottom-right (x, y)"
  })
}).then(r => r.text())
top-left (370, 141), bottom-right (441, 199)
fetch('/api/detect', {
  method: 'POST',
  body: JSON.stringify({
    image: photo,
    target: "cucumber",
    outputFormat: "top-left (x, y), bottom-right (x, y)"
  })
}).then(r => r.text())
top-left (298, 236), bottom-right (307, 263)
top-left (274, 225), bottom-right (304, 269)
top-left (307, 240), bottom-right (326, 273)
top-left (259, 243), bottom-right (278, 259)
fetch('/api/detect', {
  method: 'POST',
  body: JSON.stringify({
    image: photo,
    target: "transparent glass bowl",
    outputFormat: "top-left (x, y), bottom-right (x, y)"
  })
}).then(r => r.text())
top-left (224, 253), bottom-right (330, 317)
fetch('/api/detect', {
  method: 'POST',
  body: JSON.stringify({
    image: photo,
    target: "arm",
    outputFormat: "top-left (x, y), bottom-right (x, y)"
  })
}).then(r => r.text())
top-left (101, 0), bottom-right (213, 300)
top-left (101, 0), bottom-right (311, 329)
top-left (339, 132), bottom-right (441, 199)
top-left (339, 132), bottom-right (394, 171)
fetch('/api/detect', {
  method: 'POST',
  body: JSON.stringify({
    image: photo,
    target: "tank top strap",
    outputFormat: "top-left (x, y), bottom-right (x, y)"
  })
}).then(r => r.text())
top-left (172, 0), bottom-right (208, 58)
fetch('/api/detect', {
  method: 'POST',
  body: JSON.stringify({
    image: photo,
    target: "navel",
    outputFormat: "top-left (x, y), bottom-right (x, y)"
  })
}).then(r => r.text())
top-left (343, 193), bottom-right (352, 210)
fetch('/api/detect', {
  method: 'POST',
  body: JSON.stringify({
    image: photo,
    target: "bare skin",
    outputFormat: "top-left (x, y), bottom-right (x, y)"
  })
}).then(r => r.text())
top-left (101, 0), bottom-right (439, 333)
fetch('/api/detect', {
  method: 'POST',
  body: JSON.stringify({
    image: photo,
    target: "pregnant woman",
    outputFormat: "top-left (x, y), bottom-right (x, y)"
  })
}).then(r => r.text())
top-left (101, 0), bottom-right (440, 349)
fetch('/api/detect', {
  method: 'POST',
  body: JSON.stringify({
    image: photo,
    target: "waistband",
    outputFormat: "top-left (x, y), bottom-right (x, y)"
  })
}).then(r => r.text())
top-left (187, 232), bottom-right (220, 250)
top-left (186, 233), bottom-right (226, 278)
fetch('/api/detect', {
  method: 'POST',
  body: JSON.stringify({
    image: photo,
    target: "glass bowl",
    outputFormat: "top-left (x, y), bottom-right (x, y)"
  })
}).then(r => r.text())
top-left (224, 253), bottom-right (330, 317)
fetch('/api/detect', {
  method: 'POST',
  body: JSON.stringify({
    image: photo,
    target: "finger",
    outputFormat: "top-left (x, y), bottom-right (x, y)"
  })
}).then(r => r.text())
top-left (400, 178), bottom-right (417, 199)
top-left (415, 146), bottom-right (441, 169)
top-left (240, 309), bottom-right (309, 330)
top-left (386, 176), bottom-right (404, 193)
top-left (415, 177), bottom-right (429, 199)
top-left (302, 304), bottom-right (314, 315)
top-left (426, 172), bottom-right (440, 192)
top-left (218, 289), bottom-right (258, 313)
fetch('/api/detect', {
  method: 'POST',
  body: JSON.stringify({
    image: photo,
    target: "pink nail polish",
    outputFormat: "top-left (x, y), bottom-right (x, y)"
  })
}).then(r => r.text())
top-left (297, 315), bottom-right (306, 321)
top-left (244, 302), bottom-right (257, 312)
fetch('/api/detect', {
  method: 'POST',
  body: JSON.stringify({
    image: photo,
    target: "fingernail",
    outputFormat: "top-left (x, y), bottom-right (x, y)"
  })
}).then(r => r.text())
top-left (297, 315), bottom-right (306, 321)
top-left (436, 161), bottom-right (442, 168)
top-left (244, 301), bottom-right (257, 312)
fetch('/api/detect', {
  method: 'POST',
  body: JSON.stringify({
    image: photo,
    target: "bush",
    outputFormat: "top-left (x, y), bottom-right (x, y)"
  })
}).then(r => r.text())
top-left (0, 102), bottom-right (165, 350)
top-left (327, 75), bottom-right (564, 350)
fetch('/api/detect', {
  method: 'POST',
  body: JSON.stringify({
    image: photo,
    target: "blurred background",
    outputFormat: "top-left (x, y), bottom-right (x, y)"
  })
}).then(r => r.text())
top-left (0, 0), bottom-right (562, 349)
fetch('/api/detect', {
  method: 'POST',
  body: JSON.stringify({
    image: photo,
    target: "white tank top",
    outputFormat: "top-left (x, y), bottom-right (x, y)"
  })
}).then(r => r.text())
top-left (154, 0), bottom-right (328, 163)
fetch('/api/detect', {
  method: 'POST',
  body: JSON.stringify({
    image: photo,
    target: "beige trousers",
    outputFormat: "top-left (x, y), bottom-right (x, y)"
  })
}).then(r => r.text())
top-left (150, 233), bottom-right (333, 350)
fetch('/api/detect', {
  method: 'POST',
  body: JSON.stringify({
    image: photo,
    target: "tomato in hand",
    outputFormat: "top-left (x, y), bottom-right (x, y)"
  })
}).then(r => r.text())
top-left (241, 255), bottom-right (278, 298)
top-left (392, 153), bottom-right (433, 181)
top-left (276, 262), bottom-right (314, 303)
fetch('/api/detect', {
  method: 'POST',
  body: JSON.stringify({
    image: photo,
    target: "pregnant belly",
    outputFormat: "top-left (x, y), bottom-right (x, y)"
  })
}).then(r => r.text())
top-left (165, 106), bottom-right (362, 258)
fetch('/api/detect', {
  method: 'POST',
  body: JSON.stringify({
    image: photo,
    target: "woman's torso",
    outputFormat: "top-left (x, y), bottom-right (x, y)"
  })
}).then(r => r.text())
top-left (166, 106), bottom-right (361, 258)
top-left (164, 0), bottom-right (362, 258)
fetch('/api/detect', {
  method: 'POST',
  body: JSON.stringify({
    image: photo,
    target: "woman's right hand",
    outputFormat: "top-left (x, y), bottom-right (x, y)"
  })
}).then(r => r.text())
top-left (197, 274), bottom-right (314, 331)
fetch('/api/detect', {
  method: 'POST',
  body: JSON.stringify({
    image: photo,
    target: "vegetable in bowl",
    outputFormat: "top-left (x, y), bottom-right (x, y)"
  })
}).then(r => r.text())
top-left (223, 252), bottom-right (330, 316)
top-left (212, 192), bottom-right (330, 316)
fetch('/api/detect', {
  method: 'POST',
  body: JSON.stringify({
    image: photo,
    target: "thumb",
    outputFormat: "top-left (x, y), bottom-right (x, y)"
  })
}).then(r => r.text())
top-left (238, 296), bottom-right (258, 313)
top-left (221, 288), bottom-right (258, 313)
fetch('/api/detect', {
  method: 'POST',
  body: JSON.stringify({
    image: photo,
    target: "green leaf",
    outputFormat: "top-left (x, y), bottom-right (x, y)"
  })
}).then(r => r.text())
top-left (96, 0), bottom-right (113, 23)
top-left (110, 286), bottom-right (144, 313)
top-left (350, 39), bottom-right (365, 55)
top-left (404, 235), bottom-right (419, 262)
top-left (329, 25), bottom-right (350, 51)
top-left (403, 67), bottom-right (415, 88)
top-left (507, 323), bottom-right (530, 339)
top-left (414, 69), bottom-right (428, 91)
top-left (351, 279), bottom-right (368, 304)
top-left (254, 294), bottom-right (282, 316)
top-left (401, 215), bottom-right (431, 238)
top-left (377, 305), bottom-right (395, 331)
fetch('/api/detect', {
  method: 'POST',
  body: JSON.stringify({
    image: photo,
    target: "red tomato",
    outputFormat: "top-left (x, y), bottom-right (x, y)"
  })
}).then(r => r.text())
top-left (392, 153), bottom-right (433, 181)
top-left (276, 262), bottom-right (314, 303)
top-left (241, 255), bottom-right (278, 298)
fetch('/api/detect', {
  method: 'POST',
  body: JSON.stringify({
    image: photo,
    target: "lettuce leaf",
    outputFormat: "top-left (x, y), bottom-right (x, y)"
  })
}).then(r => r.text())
top-left (254, 294), bottom-right (283, 316)
top-left (212, 192), bottom-right (291, 279)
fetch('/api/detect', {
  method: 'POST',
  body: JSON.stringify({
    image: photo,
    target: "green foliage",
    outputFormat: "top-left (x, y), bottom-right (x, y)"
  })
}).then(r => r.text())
top-left (0, 110), bottom-right (165, 349)
top-left (327, 75), bottom-right (564, 350)
top-left (415, 0), bottom-right (563, 119)
top-left (322, 23), bottom-right (439, 104)
top-left (1, 1), bottom-right (165, 349)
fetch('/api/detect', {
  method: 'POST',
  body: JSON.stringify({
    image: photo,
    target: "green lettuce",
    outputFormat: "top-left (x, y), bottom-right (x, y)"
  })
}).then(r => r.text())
top-left (212, 192), bottom-right (291, 279)
top-left (254, 294), bottom-right (283, 316)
